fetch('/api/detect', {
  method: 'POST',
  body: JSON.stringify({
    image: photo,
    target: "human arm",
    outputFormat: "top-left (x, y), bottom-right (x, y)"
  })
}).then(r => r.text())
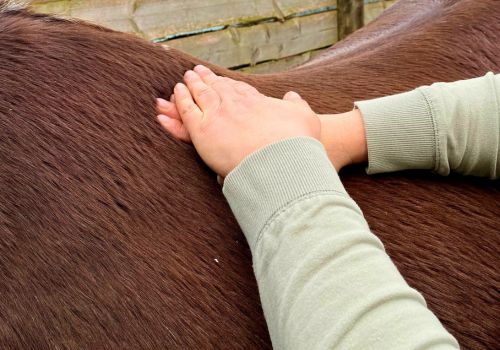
top-left (156, 66), bottom-right (458, 349)
top-left (321, 73), bottom-right (500, 178)
top-left (222, 137), bottom-right (458, 350)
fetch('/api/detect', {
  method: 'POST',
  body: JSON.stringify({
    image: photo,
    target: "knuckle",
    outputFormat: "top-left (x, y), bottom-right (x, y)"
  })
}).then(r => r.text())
top-left (212, 79), bottom-right (226, 89)
top-left (234, 82), bottom-right (251, 94)
top-left (181, 103), bottom-right (196, 116)
top-left (197, 86), bottom-right (213, 98)
top-left (214, 77), bottom-right (232, 86)
top-left (165, 103), bottom-right (176, 113)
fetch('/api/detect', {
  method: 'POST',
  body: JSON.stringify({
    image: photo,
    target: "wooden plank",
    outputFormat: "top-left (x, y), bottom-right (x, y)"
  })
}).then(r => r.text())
top-left (364, 1), bottom-right (384, 24)
top-left (71, 1), bottom-right (135, 34)
top-left (29, 0), bottom-right (71, 14)
top-left (29, 0), bottom-right (394, 73)
top-left (364, 0), bottom-right (396, 24)
top-left (162, 10), bottom-right (337, 68)
top-left (30, 0), bottom-right (137, 34)
top-left (31, 0), bottom-right (337, 40)
top-left (238, 48), bottom-right (328, 74)
top-left (135, 0), bottom-right (337, 40)
top-left (385, 0), bottom-right (398, 8)
top-left (338, 0), bottom-right (363, 40)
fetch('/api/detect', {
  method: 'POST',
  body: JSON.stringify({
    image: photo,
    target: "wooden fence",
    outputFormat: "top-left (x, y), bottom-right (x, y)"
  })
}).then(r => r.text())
top-left (30, 0), bottom-right (396, 73)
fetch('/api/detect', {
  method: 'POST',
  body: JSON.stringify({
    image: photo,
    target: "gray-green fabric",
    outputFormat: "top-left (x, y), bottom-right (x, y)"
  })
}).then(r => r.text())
top-left (356, 72), bottom-right (499, 179)
top-left (222, 73), bottom-right (499, 349)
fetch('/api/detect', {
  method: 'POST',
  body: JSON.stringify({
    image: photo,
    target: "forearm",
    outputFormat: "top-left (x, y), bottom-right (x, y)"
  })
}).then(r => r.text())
top-left (358, 72), bottom-right (500, 178)
top-left (223, 137), bottom-right (458, 350)
top-left (322, 73), bottom-right (500, 178)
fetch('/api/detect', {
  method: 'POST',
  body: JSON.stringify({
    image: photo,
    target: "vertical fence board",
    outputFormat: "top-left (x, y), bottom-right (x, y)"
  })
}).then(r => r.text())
top-left (337, 0), bottom-right (364, 40)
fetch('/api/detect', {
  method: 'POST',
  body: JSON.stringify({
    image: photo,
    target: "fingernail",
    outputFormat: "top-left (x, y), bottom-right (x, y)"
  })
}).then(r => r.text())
top-left (194, 64), bottom-right (209, 72)
top-left (174, 83), bottom-right (186, 93)
top-left (184, 70), bottom-right (196, 79)
top-left (157, 98), bottom-right (170, 108)
top-left (157, 114), bottom-right (171, 124)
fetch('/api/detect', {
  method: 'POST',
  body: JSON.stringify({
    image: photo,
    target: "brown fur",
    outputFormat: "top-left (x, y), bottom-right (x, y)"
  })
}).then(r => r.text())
top-left (0, 0), bottom-right (498, 349)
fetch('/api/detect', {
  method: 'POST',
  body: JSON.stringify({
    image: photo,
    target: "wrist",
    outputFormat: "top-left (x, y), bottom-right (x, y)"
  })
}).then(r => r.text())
top-left (346, 108), bottom-right (368, 164)
top-left (318, 109), bottom-right (368, 171)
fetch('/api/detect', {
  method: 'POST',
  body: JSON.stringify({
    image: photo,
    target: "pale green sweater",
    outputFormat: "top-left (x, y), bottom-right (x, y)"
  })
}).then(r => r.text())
top-left (222, 73), bottom-right (499, 349)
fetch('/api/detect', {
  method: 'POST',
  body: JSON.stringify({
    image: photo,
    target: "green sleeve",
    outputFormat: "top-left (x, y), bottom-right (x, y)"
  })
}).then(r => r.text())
top-left (355, 72), bottom-right (500, 179)
top-left (222, 137), bottom-right (458, 349)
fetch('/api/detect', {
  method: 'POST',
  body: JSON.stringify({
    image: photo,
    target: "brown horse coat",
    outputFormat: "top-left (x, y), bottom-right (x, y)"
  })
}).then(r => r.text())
top-left (0, 0), bottom-right (498, 349)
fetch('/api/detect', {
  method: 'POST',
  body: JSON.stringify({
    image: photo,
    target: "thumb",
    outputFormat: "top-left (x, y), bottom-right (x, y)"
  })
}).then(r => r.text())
top-left (283, 91), bottom-right (308, 106)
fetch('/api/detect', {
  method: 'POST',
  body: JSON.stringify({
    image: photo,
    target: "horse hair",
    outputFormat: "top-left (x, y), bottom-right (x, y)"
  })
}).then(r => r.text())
top-left (0, 1), bottom-right (499, 348)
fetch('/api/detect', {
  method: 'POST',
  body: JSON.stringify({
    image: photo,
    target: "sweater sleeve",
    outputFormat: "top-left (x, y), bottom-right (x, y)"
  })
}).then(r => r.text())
top-left (222, 137), bottom-right (458, 350)
top-left (355, 72), bottom-right (500, 179)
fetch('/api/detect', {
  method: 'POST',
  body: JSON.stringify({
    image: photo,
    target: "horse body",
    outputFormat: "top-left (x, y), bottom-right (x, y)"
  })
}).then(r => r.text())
top-left (0, 1), bottom-right (498, 349)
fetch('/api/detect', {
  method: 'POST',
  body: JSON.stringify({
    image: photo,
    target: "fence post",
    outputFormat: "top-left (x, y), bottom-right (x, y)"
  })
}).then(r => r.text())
top-left (338, 0), bottom-right (364, 40)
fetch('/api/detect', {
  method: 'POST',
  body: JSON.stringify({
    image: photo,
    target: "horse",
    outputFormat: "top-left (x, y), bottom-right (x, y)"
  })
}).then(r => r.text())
top-left (0, 0), bottom-right (498, 348)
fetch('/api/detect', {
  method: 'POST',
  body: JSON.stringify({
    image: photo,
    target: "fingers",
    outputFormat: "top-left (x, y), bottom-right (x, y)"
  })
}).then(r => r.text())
top-left (193, 65), bottom-right (258, 97)
top-left (157, 114), bottom-right (192, 142)
top-left (173, 83), bottom-right (203, 131)
top-left (157, 98), bottom-right (180, 120)
top-left (163, 66), bottom-right (260, 139)
top-left (183, 70), bottom-right (222, 112)
top-left (193, 65), bottom-right (219, 85)
top-left (156, 97), bottom-right (191, 141)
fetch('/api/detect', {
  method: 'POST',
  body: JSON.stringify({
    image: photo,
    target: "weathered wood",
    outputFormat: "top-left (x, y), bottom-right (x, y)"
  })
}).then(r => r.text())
top-left (29, 0), bottom-right (397, 73)
top-left (30, 0), bottom-right (337, 40)
top-left (338, 0), bottom-right (364, 40)
top-left (365, 0), bottom-right (396, 24)
top-left (238, 48), bottom-right (327, 74)
top-left (163, 10), bottom-right (337, 69)
top-left (364, 1), bottom-right (385, 23)
top-left (30, 0), bottom-right (71, 14)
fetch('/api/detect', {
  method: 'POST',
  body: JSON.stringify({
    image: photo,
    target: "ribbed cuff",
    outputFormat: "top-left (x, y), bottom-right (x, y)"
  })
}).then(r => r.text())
top-left (222, 137), bottom-right (347, 251)
top-left (355, 89), bottom-right (439, 174)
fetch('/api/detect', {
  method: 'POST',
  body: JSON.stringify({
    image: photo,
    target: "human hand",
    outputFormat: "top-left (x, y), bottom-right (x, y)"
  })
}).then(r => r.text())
top-left (156, 65), bottom-right (321, 178)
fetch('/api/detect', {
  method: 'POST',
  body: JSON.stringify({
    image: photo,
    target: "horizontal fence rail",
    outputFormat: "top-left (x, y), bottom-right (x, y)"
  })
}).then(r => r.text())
top-left (30, 0), bottom-right (397, 73)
